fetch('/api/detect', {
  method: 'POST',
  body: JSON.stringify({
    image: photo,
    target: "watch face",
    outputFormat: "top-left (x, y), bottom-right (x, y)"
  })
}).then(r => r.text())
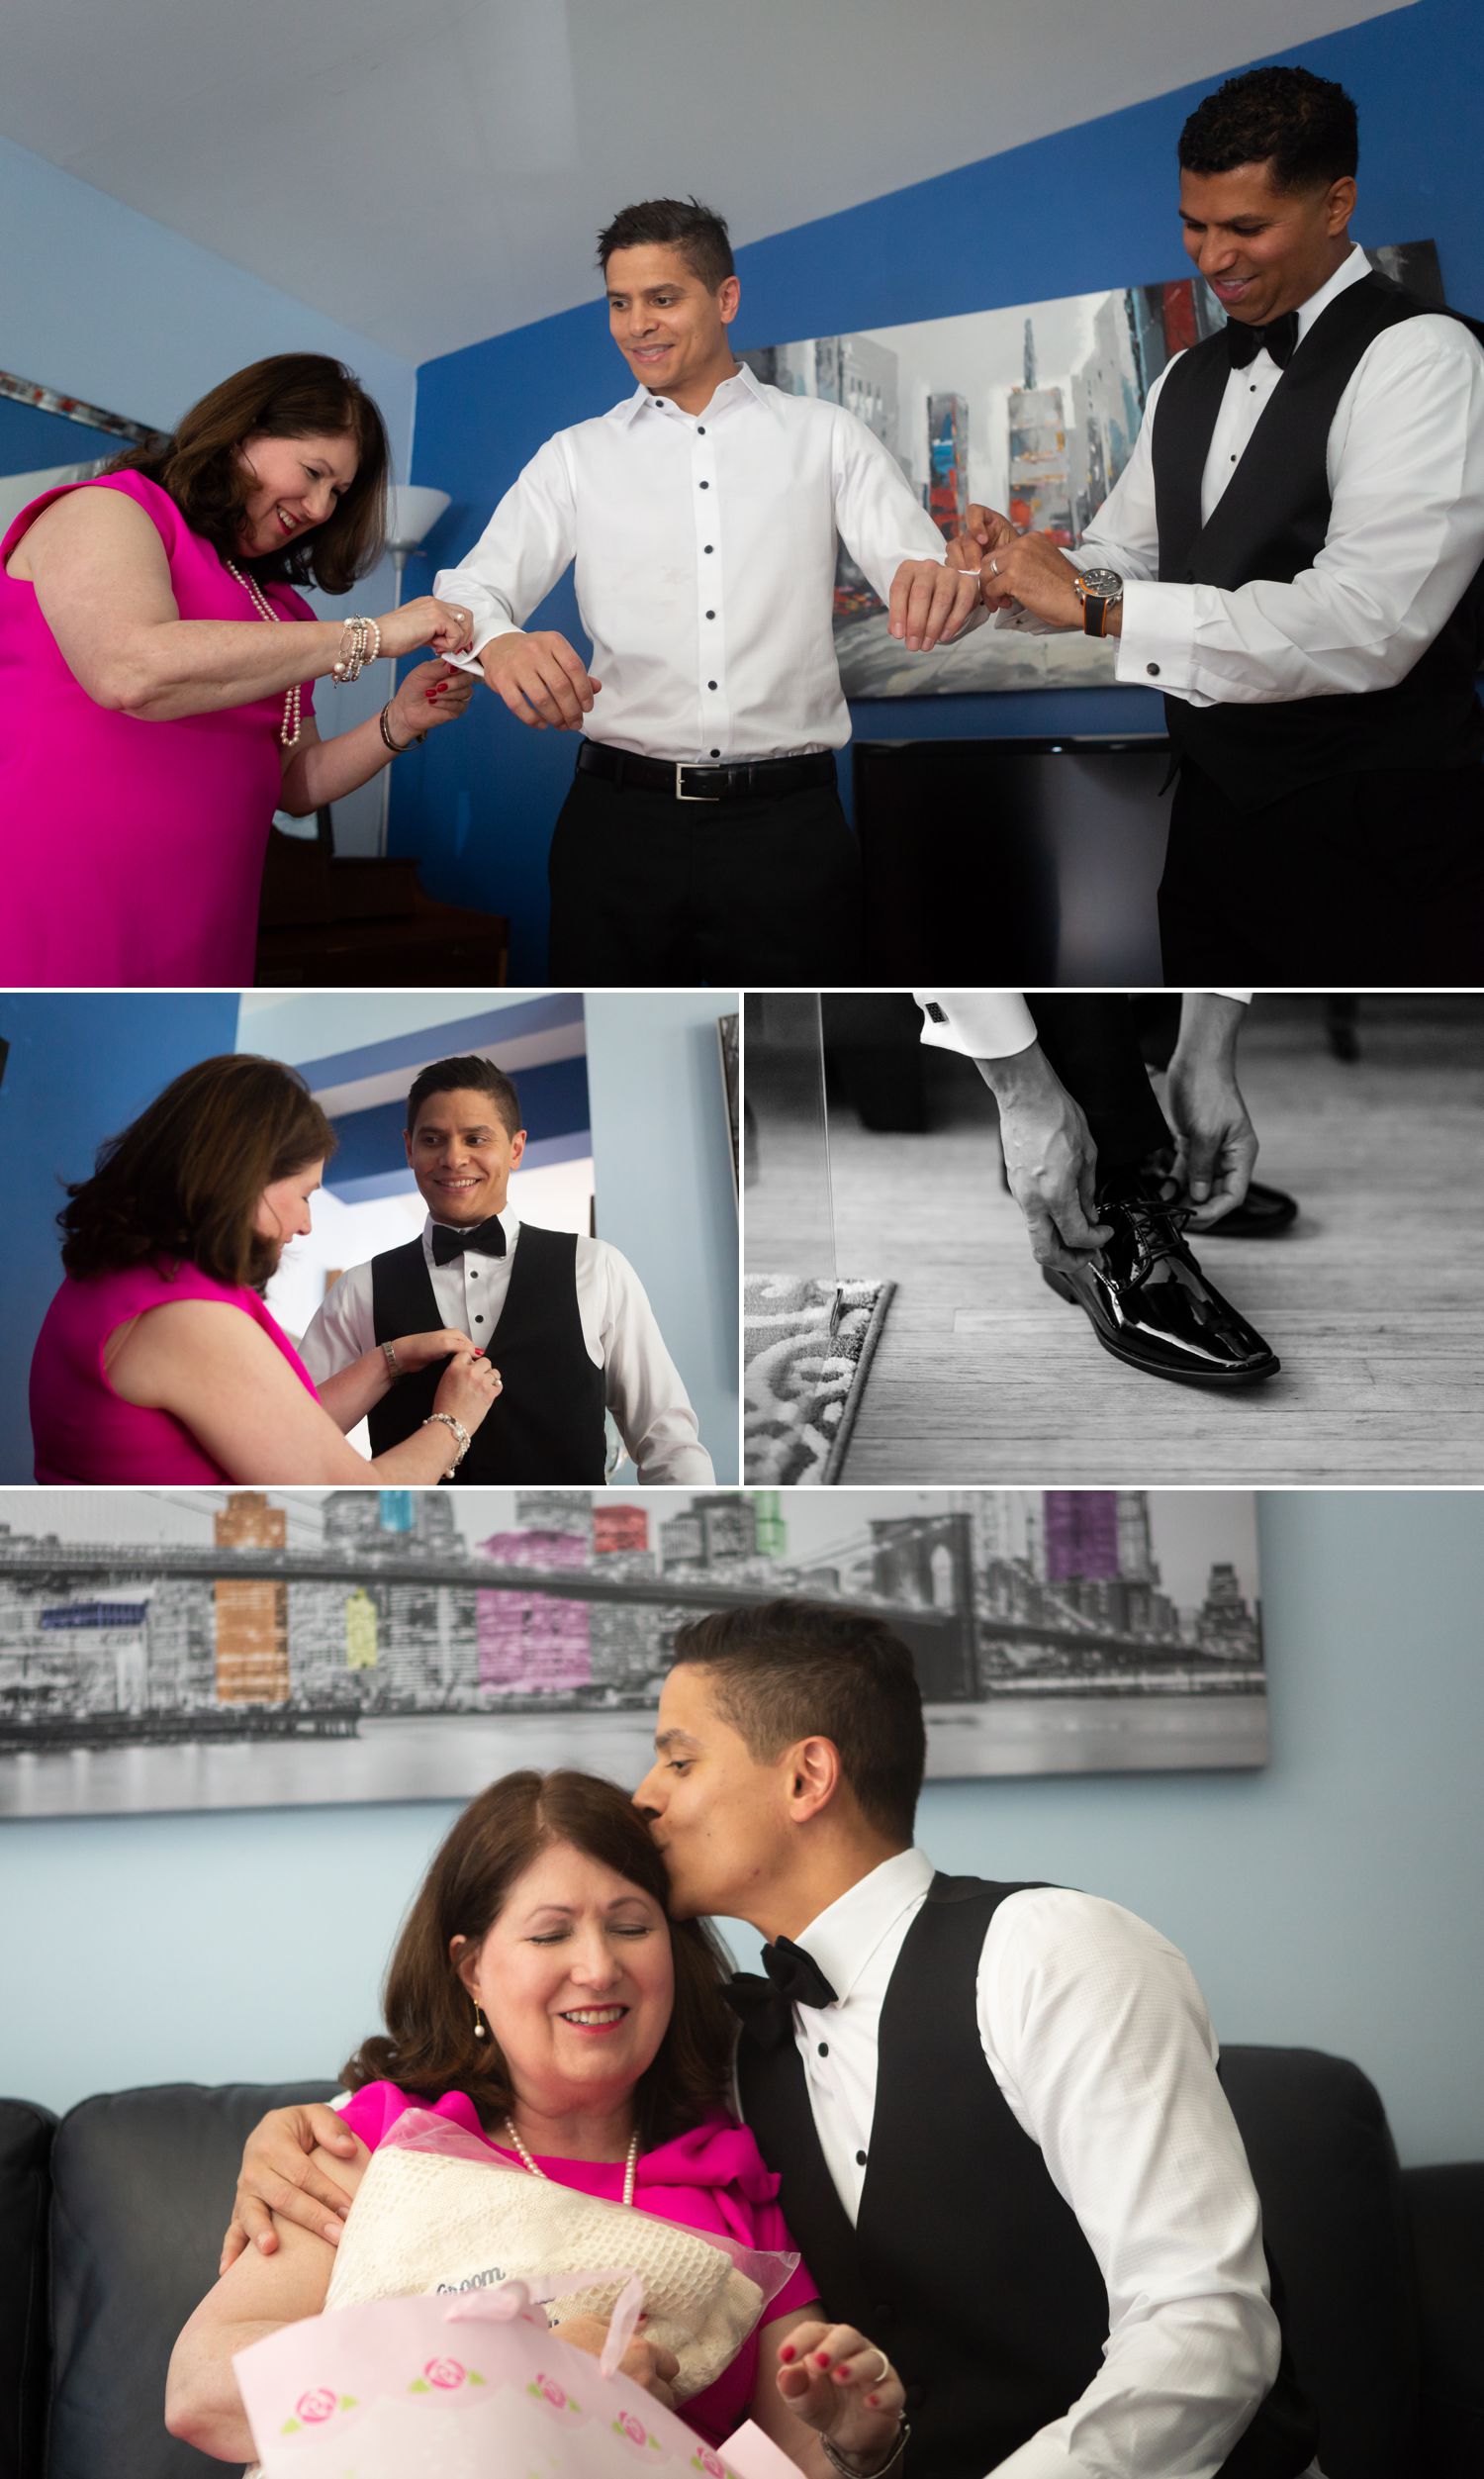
top-left (1077, 567), bottom-right (1123, 600)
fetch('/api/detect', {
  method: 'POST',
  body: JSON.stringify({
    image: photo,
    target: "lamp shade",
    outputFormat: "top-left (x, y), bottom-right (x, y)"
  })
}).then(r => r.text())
top-left (385, 484), bottom-right (451, 555)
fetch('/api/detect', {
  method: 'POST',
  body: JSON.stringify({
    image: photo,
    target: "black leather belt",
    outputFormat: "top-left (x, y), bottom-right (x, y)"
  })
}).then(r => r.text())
top-left (576, 741), bottom-right (836, 804)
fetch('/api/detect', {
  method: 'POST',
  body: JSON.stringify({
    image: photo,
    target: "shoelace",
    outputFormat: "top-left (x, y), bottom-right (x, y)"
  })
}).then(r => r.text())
top-left (1110, 1193), bottom-right (1194, 1287)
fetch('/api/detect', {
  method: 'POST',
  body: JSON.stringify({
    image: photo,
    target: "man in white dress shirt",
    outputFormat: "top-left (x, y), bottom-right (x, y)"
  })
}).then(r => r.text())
top-left (952, 65), bottom-right (1484, 983)
top-left (634, 1601), bottom-right (1322, 2479)
top-left (297, 1053), bottom-right (713, 1486)
top-left (435, 196), bottom-right (977, 985)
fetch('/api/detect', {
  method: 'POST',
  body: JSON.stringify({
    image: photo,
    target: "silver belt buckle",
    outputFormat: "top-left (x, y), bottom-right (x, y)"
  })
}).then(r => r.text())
top-left (676, 761), bottom-right (723, 803)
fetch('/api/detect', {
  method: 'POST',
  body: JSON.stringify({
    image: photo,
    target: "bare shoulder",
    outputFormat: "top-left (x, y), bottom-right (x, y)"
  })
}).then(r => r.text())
top-left (107, 1295), bottom-right (288, 1404)
top-left (9, 481), bottom-right (165, 585)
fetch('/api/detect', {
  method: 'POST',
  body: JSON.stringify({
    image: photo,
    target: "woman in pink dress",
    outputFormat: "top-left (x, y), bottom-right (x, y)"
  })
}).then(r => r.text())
top-left (167, 1770), bottom-right (907, 2475)
top-left (30, 1053), bottom-right (501, 1483)
top-left (0, 353), bottom-right (477, 987)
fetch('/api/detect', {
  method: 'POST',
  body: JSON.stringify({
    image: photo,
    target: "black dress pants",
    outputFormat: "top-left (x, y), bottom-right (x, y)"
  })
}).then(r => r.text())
top-left (1159, 758), bottom-right (1484, 983)
top-left (1024, 997), bottom-right (1171, 1174)
top-left (546, 768), bottom-right (864, 984)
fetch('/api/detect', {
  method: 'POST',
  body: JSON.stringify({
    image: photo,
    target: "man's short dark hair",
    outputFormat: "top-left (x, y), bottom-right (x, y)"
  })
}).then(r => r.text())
top-left (598, 198), bottom-right (735, 293)
top-left (405, 1055), bottom-right (521, 1140)
top-left (1178, 65), bottom-right (1358, 193)
top-left (669, 1599), bottom-right (927, 1843)
top-left (1183, 66), bottom-right (1357, 194)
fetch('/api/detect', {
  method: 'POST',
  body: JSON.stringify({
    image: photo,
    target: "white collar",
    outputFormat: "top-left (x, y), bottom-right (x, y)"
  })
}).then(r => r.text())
top-left (619, 358), bottom-right (771, 429)
top-left (794, 1847), bottom-right (934, 2008)
top-left (420, 1203), bottom-right (518, 1246)
top-left (1295, 240), bottom-right (1372, 342)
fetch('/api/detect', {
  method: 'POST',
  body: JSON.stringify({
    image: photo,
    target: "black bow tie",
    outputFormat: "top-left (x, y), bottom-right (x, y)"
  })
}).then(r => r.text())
top-left (1226, 309), bottom-right (1299, 370)
top-left (724, 1939), bottom-right (838, 2050)
top-left (430, 1216), bottom-right (507, 1267)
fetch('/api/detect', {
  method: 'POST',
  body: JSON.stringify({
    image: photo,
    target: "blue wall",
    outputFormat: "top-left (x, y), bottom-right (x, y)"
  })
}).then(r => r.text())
top-left (0, 994), bottom-right (241, 1483)
top-left (0, 393), bottom-right (119, 474)
top-left (2, 1492), bottom-right (1481, 2166)
top-left (401, 0), bottom-right (1475, 974)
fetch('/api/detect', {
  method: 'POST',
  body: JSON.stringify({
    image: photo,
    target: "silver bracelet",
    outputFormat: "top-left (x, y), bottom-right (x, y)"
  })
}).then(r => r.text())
top-left (381, 1339), bottom-right (401, 1381)
top-left (420, 1411), bottom-right (471, 1471)
top-left (819, 2425), bottom-right (909, 2479)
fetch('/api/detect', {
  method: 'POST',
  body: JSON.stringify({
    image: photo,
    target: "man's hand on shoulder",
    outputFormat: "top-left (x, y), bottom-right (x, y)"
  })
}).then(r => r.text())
top-left (886, 559), bottom-right (980, 652)
top-left (218, 2101), bottom-right (360, 2273)
top-left (478, 629), bottom-right (603, 730)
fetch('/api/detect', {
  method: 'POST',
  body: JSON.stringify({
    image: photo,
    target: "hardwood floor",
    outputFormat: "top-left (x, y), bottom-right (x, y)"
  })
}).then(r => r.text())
top-left (744, 999), bottom-right (1484, 1485)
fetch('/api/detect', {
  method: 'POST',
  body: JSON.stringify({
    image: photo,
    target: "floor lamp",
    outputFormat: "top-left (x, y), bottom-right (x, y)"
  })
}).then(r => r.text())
top-left (378, 483), bottom-right (451, 857)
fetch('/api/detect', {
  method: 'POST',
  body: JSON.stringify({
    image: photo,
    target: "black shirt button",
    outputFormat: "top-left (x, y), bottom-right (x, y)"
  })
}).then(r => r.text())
top-left (1147, 662), bottom-right (1160, 677)
top-left (1250, 384), bottom-right (1257, 393)
top-left (1230, 452), bottom-right (1237, 461)
top-left (707, 679), bottom-right (717, 690)
top-left (697, 425), bottom-right (706, 434)
top-left (705, 609), bottom-right (716, 619)
top-left (699, 480), bottom-right (709, 489)
top-left (817, 2042), bottom-right (829, 2056)
top-left (703, 544), bottom-right (713, 553)
top-left (474, 1314), bottom-right (484, 1323)
top-left (855, 2148), bottom-right (868, 2165)
top-left (709, 747), bottom-right (720, 757)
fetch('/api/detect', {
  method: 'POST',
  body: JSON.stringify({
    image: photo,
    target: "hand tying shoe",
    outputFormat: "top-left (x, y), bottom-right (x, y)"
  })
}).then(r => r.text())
top-left (1042, 1170), bottom-right (1279, 1387)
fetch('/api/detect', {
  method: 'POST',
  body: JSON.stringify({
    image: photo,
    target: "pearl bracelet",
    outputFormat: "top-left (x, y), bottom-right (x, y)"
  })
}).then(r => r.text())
top-left (421, 1411), bottom-right (471, 1471)
top-left (332, 615), bottom-right (381, 684)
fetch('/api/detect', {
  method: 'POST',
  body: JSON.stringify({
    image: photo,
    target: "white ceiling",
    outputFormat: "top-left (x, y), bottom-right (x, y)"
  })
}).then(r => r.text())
top-left (4, 0), bottom-right (1405, 366)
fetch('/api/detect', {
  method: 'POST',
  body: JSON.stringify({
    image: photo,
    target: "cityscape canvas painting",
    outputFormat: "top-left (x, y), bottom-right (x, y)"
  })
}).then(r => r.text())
top-left (0, 1488), bottom-right (1265, 1819)
top-left (746, 241), bottom-right (1441, 697)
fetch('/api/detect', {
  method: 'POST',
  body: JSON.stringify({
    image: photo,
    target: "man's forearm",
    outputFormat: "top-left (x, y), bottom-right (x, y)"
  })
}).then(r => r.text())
top-left (1173, 993), bottom-right (1248, 1064)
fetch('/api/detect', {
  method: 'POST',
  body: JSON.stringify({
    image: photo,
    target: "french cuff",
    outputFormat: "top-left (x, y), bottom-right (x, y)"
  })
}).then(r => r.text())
top-left (430, 578), bottom-right (516, 675)
top-left (1115, 578), bottom-right (1199, 698)
top-left (915, 992), bottom-right (1038, 1060)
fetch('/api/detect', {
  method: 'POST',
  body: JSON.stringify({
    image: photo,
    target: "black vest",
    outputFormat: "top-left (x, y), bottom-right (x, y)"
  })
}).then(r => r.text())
top-left (366, 1226), bottom-right (606, 1484)
top-left (736, 1874), bottom-right (1320, 2479)
top-left (1152, 270), bottom-right (1484, 810)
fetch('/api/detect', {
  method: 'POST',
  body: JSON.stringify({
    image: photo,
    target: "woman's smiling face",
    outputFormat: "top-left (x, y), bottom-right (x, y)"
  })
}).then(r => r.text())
top-left (234, 429), bottom-right (358, 557)
top-left (454, 1839), bottom-right (676, 2122)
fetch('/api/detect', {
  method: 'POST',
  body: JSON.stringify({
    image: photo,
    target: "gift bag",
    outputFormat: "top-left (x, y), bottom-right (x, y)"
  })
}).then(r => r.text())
top-left (234, 2276), bottom-right (804, 2479)
top-left (323, 2107), bottom-right (796, 2401)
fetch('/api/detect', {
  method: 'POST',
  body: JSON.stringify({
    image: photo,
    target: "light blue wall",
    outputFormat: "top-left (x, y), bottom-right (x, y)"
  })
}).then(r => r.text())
top-left (3, 1493), bottom-right (1480, 2164)
top-left (0, 992), bottom-right (242, 1481)
top-left (585, 993), bottom-right (740, 1485)
top-left (0, 134), bottom-right (415, 466)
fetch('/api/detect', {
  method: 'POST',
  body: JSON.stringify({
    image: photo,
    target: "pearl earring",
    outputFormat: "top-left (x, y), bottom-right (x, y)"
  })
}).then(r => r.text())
top-left (472, 1998), bottom-right (488, 2042)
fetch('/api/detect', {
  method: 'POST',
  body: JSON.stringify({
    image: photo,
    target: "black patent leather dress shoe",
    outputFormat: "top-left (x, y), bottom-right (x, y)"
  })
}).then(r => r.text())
top-left (1139, 1150), bottom-right (1299, 1237)
top-left (1042, 1174), bottom-right (1280, 1387)
top-left (1196, 1177), bottom-right (1299, 1238)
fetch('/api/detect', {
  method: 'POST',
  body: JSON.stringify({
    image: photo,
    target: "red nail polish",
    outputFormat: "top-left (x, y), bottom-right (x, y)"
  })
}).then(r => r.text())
top-left (814, 2352), bottom-right (831, 2369)
top-left (779, 2346), bottom-right (795, 2364)
top-left (866, 2395), bottom-right (880, 2410)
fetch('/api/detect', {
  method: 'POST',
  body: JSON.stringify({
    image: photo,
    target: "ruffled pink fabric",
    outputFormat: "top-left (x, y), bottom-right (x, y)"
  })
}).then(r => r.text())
top-left (335, 2082), bottom-right (817, 2444)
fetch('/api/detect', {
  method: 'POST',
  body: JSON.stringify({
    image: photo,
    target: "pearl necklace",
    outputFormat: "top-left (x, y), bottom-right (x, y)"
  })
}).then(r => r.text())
top-left (504, 2116), bottom-right (639, 2208)
top-left (225, 558), bottom-right (302, 748)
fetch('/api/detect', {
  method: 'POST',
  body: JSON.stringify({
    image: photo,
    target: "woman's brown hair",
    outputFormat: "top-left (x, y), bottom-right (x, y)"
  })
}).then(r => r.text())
top-left (343, 1771), bottom-right (737, 2143)
top-left (58, 1054), bottom-right (335, 1291)
top-left (109, 353), bottom-right (390, 593)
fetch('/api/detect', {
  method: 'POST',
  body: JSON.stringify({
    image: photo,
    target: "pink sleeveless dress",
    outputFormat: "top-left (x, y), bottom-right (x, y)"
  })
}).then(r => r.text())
top-left (0, 470), bottom-right (319, 988)
top-left (30, 1258), bottom-right (321, 1482)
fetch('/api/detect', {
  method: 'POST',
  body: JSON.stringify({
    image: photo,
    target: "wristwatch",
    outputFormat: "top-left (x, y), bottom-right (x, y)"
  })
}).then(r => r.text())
top-left (1073, 566), bottom-right (1124, 637)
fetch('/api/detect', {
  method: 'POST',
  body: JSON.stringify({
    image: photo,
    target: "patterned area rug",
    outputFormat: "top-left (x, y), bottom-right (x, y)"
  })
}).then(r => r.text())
top-left (743, 1276), bottom-right (896, 1485)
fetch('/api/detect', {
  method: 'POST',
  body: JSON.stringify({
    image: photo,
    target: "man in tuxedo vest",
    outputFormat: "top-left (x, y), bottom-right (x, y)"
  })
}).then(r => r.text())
top-left (636, 1602), bottom-right (1322, 2479)
top-left (297, 1053), bottom-right (713, 1485)
top-left (953, 63), bottom-right (1484, 983)
top-left (221, 1599), bottom-right (1321, 2472)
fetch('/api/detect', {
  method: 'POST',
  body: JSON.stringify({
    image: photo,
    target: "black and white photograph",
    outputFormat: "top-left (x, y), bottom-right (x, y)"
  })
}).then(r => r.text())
top-left (744, 991), bottom-right (1484, 1485)
top-left (0, 1483), bottom-right (1264, 1818)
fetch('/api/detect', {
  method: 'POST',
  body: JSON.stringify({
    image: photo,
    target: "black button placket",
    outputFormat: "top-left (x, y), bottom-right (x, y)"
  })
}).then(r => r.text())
top-left (691, 411), bottom-right (728, 762)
